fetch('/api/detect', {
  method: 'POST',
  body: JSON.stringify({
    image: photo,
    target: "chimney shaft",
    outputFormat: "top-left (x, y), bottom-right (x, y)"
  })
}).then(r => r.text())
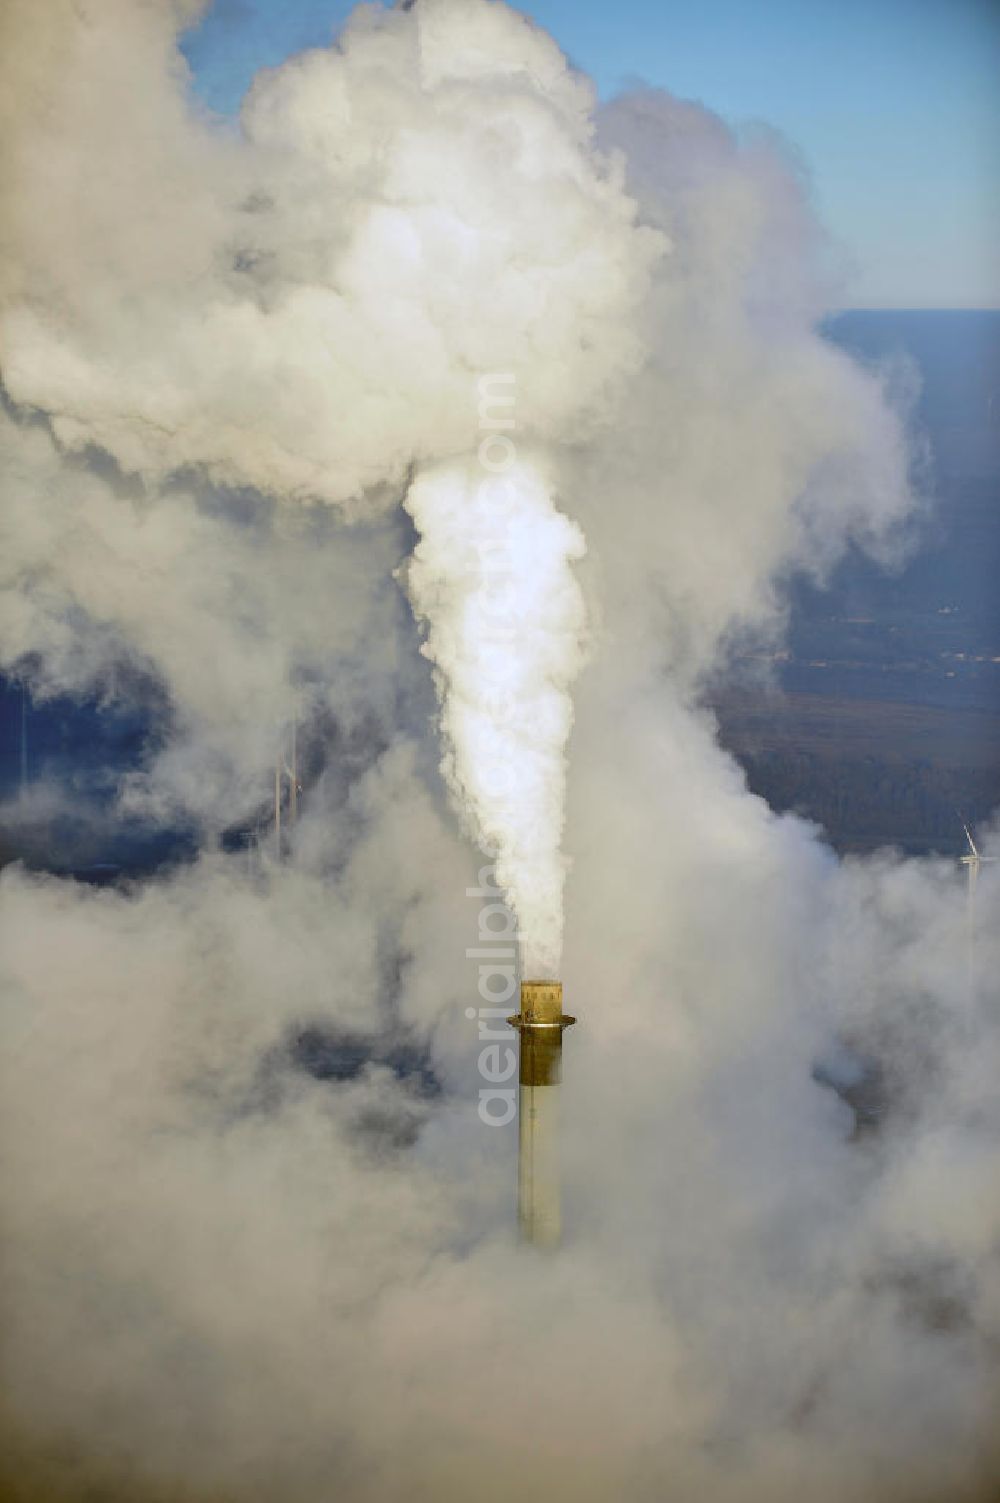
top-left (508, 980), bottom-right (575, 1248)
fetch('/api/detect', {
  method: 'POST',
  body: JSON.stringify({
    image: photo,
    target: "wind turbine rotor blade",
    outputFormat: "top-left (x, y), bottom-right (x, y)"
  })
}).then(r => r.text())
top-left (961, 820), bottom-right (979, 858)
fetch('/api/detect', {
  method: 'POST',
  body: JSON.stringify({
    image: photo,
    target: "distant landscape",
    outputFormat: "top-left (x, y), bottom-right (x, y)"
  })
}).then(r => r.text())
top-left (2, 311), bottom-right (998, 870)
top-left (711, 310), bottom-right (1000, 855)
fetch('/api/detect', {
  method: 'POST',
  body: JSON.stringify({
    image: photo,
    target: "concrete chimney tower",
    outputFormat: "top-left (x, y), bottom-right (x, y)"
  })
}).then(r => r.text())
top-left (508, 981), bottom-right (575, 1247)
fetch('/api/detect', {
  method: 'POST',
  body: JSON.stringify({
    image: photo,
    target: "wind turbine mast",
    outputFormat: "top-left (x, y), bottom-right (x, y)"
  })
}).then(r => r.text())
top-left (289, 720), bottom-right (297, 827)
top-left (273, 719), bottom-right (300, 860)
top-left (958, 815), bottom-right (995, 997)
top-left (19, 682), bottom-right (28, 796)
top-left (274, 755), bottom-right (282, 859)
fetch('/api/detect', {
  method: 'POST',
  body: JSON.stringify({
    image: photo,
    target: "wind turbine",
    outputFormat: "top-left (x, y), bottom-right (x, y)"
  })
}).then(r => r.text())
top-left (19, 681), bottom-right (28, 796)
top-left (273, 720), bottom-right (302, 860)
top-left (959, 818), bottom-right (995, 895)
top-left (959, 816), bottom-right (995, 994)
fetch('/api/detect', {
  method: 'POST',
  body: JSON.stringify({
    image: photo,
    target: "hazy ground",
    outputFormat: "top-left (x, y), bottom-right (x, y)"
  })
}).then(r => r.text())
top-left (711, 309), bottom-right (1000, 854)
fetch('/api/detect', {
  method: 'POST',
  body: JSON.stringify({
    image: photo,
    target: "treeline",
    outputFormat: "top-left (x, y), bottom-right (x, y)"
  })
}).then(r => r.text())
top-left (736, 747), bottom-right (1000, 854)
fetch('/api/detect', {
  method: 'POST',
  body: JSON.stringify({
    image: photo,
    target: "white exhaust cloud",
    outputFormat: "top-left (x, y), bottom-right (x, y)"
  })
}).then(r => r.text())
top-left (0, 0), bottom-right (660, 507)
top-left (405, 456), bottom-right (586, 977)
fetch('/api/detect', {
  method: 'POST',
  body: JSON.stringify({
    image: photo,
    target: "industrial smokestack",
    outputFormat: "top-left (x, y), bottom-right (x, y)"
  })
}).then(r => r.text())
top-left (508, 981), bottom-right (575, 1248)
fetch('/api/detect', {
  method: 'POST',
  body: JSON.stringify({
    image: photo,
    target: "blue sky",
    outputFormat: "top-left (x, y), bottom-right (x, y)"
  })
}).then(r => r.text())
top-left (181, 0), bottom-right (1000, 308)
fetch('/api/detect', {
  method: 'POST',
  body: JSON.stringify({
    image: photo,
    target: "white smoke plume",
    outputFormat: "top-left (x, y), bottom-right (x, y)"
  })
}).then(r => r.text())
top-left (0, 0), bottom-right (657, 901)
top-left (405, 457), bottom-right (586, 976)
top-left (0, 0), bottom-right (659, 506)
top-left (0, 2), bottom-right (997, 1502)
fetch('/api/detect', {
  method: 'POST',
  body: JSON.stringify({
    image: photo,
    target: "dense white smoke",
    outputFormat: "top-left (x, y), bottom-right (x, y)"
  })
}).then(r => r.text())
top-left (0, 0), bottom-right (659, 505)
top-left (0, 2), bottom-right (997, 1502)
top-left (405, 457), bottom-right (586, 976)
top-left (0, 0), bottom-right (657, 921)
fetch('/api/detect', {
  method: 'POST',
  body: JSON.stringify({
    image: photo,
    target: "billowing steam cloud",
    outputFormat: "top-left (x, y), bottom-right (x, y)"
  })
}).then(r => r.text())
top-left (0, 0), bottom-right (657, 505)
top-left (0, 2), bottom-right (997, 1502)
top-left (405, 456), bottom-right (586, 976)
top-left (0, 0), bottom-right (657, 893)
